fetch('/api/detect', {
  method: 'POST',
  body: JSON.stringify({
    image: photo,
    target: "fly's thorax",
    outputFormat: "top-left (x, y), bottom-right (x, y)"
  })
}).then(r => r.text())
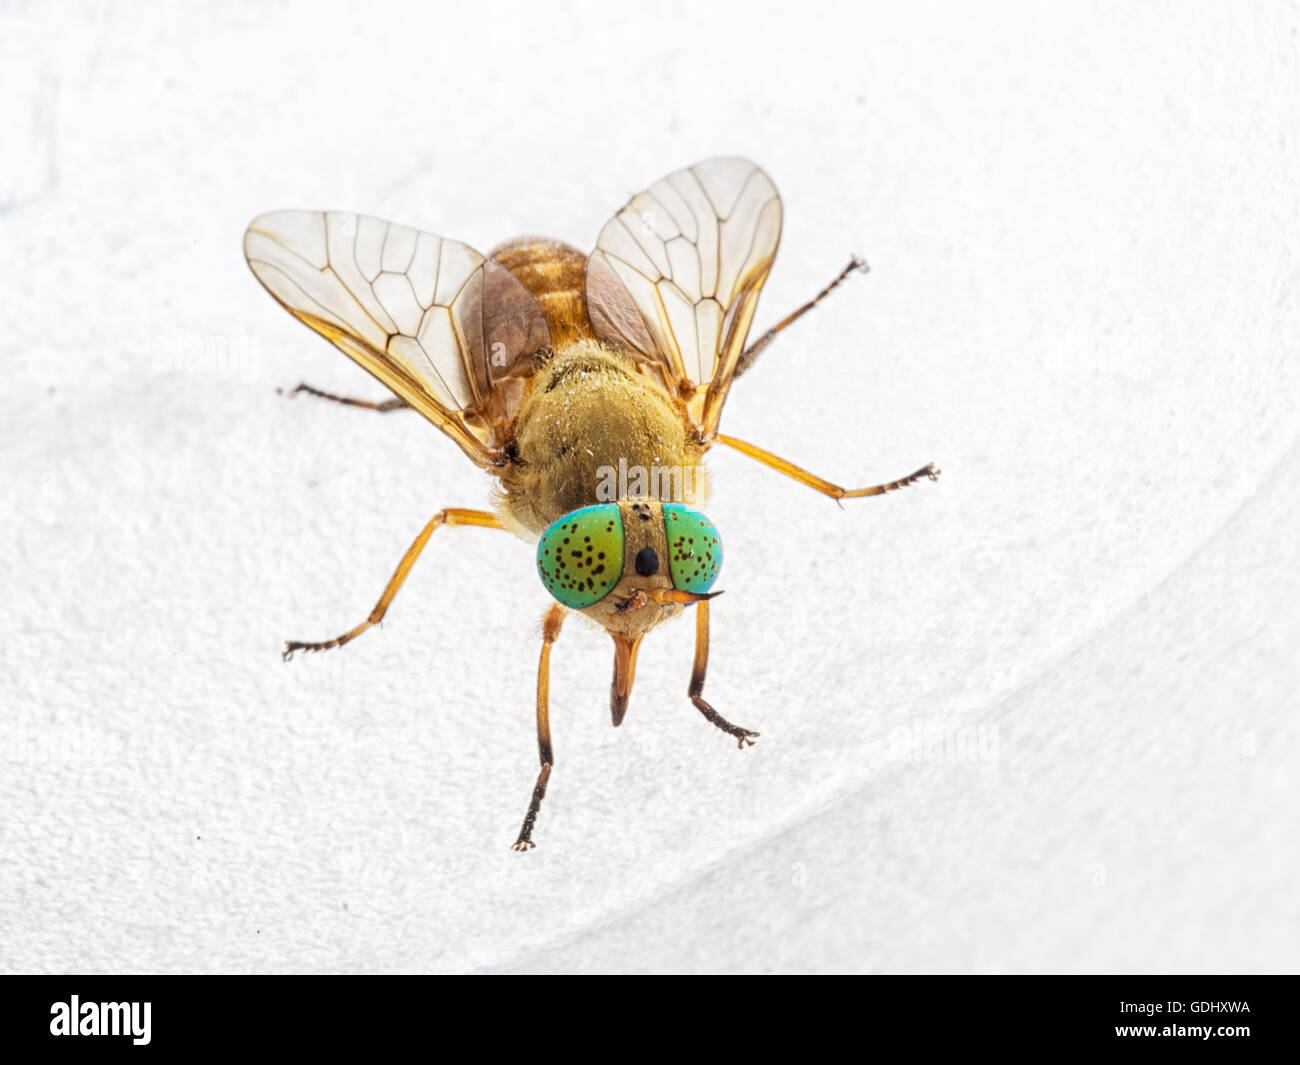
top-left (500, 340), bottom-right (704, 535)
top-left (535, 500), bottom-right (723, 640)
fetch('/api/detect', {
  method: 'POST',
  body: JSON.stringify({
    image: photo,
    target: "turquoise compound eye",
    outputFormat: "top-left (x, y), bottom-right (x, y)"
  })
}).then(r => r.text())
top-left (536, 504), bottom-right (625, 608)
top-left (662, 504), bottom-right (723, 595)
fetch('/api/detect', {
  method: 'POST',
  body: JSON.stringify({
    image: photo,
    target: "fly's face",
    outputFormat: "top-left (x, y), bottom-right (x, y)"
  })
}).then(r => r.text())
top-left (536, 500), bottom-right (723, 641)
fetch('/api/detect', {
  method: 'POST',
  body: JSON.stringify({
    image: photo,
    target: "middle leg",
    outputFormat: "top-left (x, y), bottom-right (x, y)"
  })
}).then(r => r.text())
top-left (715, 433), bottom-right (939, 503)
top-left (283, 508), bottom-right (504, 659)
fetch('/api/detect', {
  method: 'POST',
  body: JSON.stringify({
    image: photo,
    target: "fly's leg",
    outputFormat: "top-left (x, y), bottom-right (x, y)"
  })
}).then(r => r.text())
top-left (724, 257), bottom-right (938, 499)
top-left (514, 604), bottom-right (566, 851)
top-left (689, 600), bottom-right (758, 749)
top-left (733, 257), bottom-right (869, 379)
top-left (281, 382), bottom-right (410, 412)
top-left (715, 433), bottom-right (939, 503)
top-left (282, 508), bottom-right (505, 659)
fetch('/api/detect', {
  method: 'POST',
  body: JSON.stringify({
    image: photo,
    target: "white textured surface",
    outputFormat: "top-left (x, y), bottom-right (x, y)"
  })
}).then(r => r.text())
top-left (1, 1), bottom-right (1295, 973)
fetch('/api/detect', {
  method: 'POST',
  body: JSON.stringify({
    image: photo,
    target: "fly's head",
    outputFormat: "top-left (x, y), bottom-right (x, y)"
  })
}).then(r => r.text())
top-left (535, 500), bottom-right (723, 642)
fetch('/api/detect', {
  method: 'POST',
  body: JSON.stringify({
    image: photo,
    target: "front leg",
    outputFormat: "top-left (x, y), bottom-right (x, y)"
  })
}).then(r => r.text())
top-left (689, 600), bottom-right (758, 749)
top-left (514, 604), bottom-right (566, 851)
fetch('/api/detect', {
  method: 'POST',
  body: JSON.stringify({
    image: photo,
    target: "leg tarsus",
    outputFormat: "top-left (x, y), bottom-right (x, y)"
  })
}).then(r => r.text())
top-left (691, 693), bottom-right (760, 748)
top-left (512, 764), bottom-right (551, 852)
top-left (839, 461), bottom-right (940, 499)
top-left (283, 625), bottom-right (370, 660)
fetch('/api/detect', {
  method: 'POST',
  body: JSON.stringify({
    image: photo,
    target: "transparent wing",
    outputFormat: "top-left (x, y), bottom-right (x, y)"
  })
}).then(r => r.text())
top-left (586, 158), bottom-right (782, 438)
top-left (244, 210), bottom-right (551, 468)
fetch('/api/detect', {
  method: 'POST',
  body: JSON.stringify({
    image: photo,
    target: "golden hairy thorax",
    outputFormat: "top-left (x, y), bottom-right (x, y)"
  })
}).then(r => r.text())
top-left (490, 238), bottom-right (707, 538)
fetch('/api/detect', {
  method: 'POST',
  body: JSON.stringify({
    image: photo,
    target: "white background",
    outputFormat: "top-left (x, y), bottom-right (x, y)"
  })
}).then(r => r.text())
top-left (1, 1), bottom-right (1295, 973)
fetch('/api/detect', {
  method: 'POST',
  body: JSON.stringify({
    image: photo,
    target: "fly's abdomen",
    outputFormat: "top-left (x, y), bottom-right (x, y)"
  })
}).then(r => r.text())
top-left (490, 237), bottom-right (594, 348)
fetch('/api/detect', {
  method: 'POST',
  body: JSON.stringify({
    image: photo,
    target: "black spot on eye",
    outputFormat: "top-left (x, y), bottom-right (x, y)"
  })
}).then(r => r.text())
top-left (635, 546), bottom-right (660, 577)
